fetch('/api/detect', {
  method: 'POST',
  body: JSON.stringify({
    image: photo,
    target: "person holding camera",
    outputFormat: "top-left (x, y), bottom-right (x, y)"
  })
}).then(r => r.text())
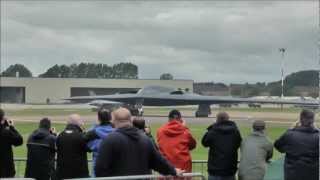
top-left (25, 117), bottom-right (57, 180)
top-left (0, 108), bottom-right (23, 178)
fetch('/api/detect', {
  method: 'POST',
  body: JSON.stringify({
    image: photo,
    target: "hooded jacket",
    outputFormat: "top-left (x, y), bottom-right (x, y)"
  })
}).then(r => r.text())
top-left (202, 120), bottom-right (242, 176)
top-left (95, 126), bottom-right (177, 177)
top-left (238, 131), bottom-right (273, 180)
top-left (274, 126), bottom-right (319, 180)
top-left (85, 123), bottom-right (114, 176)
top-left (157, 120), bottom-right (197, 172)
top-left (56, 124), bottom-right (90, 179)
top-left (25, 128), bottom-right (56, 180)
top-left (0, 125), bottom-right (23, 178)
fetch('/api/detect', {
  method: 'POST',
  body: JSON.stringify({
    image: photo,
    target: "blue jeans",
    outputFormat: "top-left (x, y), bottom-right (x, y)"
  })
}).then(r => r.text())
top-left (208, 175), bottom-right (235, 180)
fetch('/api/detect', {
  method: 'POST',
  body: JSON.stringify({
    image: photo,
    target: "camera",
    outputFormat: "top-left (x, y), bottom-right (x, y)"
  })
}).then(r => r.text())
top-left (1, 118), bottom-right (12, 127)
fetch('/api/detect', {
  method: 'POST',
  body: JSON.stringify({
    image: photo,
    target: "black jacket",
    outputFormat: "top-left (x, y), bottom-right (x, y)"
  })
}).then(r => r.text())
top-left (95, 126), bottom-right (177, 177)
top-left (202, 120), bottom-right (242, 176)
top-left (25, 128), bottom-right (56, 180)
top-left (0, 125), bottom-right (23, 177)
top-left (56, 124), bottom-right (90, 179)
top-left (274, 126), bottom-right (319, 180)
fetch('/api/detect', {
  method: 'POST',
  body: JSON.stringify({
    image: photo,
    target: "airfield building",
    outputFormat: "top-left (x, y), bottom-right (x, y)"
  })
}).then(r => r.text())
top-left (0, 77), bottom-right (193, 104)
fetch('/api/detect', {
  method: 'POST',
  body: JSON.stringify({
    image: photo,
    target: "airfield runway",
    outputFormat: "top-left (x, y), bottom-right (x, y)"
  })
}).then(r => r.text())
top-left (2, 103), bottom-right (317, 127)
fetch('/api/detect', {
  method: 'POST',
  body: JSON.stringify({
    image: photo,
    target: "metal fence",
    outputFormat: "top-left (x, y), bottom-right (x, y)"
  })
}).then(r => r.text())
top-left (14, 158), bottom-right (208, 178)
top-left (67, 173), bottom-right (206, 180)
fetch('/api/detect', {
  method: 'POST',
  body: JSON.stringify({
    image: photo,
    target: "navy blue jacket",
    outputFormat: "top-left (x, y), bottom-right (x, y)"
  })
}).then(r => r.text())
top-left (274, 126), bottom-right (319, 180)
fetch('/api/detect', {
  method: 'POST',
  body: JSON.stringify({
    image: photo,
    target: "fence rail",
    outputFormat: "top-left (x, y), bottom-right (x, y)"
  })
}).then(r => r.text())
top-left (67, 173), bottom-right (206, 180)
top-left (13, 158), bottom-right (208, 178)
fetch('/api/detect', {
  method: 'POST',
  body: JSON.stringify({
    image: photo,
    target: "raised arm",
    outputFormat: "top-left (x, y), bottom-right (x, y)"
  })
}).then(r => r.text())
top-left (149, 140), bottom-right (177, 176)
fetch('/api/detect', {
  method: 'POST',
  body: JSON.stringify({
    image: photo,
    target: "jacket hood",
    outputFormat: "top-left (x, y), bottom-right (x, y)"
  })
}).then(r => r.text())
top-left (117, 126), bottom-right (140, 141)
top-left (32, 128), bottom-right (50, 140)
top-left (95, 124), bottom-right (114, 138)
top-left (65, 124), bottom-right (83, 132)
top-left (161, 120), bottom-right (187, 137)
top-left (209, 120), bottom-right (238, 134)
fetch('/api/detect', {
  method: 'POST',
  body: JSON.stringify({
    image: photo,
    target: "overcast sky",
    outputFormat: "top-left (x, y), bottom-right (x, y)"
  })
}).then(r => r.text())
top-left (1, 1), bottom-right (318, 84)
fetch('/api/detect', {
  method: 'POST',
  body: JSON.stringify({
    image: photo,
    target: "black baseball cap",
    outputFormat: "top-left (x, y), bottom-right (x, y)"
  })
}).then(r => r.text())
top-left (168, 109), bottom-right (181, 119)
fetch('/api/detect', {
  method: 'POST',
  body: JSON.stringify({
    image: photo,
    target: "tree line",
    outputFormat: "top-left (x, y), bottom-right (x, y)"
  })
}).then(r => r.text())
top-left (1, 63), bottom-right (139, 79)
top-left (1, 63), bottom-right (175, 80)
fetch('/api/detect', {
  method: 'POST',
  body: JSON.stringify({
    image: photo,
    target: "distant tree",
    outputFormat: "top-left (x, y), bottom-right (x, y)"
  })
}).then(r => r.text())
top-left (2, 64), bottom-right (32, 77)
top-left (39, 64), bottom-right (60, 78)
top-left (38, 62), bottom-right (138, 79)
top-left (160, 73), bottom-right (174, 80)
top-left (59, 65), bottom-right (71, 77)
top-left (112, 63), bottom-right (138, 79)
top-left (39, 64), bottom-right (71, 78)
top-left (86, 63), bottom-right (98, 78)
top-left (102, 64), bottom-right (113, 78)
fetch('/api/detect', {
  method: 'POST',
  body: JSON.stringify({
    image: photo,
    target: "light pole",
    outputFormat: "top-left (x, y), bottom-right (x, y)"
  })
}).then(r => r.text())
top-left (279, 48), bottom-right (286, 99)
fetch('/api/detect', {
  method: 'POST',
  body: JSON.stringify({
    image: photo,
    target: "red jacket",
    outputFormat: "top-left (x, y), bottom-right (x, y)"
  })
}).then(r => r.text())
top-left (157, 120), bottom-right (196, 172)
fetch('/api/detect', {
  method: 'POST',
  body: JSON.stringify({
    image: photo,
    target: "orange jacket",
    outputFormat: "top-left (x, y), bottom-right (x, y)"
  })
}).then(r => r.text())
top-left (157, 120), bottom-right (196, 172)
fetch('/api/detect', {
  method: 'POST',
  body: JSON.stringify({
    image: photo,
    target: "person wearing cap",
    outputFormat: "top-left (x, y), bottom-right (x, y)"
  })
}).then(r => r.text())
top-left (238, 120), bottom-right (273, 180)
top-left (157, 109), bottom-right (197, 173)
top-left (201, 112), bottom-right (242, 180)
top-left (0, 108), bottom-right (23, 178)
top-left (25, 118), bottom-right (57, 180)
top-left (55, 114), bottom-right (90, 179)
top-left (85, 108), bottom-right (114, 177)
top-left (274, 109), bottom-right (319, 180)
top-left (95, 108), bottom-right (181, 177)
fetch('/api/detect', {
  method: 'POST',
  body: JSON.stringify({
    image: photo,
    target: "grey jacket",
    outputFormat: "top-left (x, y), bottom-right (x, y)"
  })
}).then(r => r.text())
top-left (238, 131), bottom-right (273, 180)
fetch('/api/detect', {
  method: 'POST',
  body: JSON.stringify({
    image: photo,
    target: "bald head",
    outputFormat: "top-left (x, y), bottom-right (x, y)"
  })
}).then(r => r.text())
top-left (112, 108), bottom-right (132, 128)
top-left (216, 112), bottom-right (229, 123)
top-left (68, 114), bottom-right (84, 127)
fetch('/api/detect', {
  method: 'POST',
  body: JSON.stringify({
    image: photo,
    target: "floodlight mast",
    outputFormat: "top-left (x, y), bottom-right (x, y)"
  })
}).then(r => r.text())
top-left (315, 0), bottom-right (320, 177)
top-left (279, 48), bottom-right (286, 99)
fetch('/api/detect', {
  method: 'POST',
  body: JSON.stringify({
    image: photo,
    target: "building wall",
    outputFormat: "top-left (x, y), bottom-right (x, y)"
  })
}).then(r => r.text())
top-left (0, 77), bottom-right (193, 104)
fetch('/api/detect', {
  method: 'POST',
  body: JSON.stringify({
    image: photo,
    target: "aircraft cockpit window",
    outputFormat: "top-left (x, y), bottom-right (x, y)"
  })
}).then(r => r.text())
top-left (170, 91), bottom-right (184, 95)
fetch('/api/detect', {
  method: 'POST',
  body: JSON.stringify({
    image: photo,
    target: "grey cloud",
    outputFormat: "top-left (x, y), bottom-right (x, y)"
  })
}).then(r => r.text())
top-left (1, 1), bottom-right (317, 83)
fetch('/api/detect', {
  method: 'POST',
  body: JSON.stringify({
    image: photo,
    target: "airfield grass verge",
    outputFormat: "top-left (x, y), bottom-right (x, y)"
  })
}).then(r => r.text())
top-left (4, 107), bottom-right (302, 117)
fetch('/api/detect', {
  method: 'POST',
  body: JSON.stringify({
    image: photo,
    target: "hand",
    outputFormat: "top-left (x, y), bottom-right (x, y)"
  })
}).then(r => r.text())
top-left (290, 120), bottom-right (300, 129)
top-left (50, 127), bottom-right (56, 134)
top-left (182, 119), bottom-right (186, 126)
top-left (8, 120), bottom-right (14, 127)
top-left (175, 168), bottom-right (185, 176)
top-left (144, 127), bottom-right (151, 134)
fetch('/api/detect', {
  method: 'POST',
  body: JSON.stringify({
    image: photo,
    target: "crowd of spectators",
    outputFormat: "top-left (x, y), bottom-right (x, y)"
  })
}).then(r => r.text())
top-left (0, 107), bottom-right (318, 180)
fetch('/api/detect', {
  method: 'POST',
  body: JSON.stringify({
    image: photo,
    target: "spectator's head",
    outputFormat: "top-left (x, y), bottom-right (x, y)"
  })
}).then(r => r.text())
top-left (252, 120), bottom-right (266, 132)
top-left (216, 112), bottom-right (229, 123)
top-left (98, 109), bottom-right (111, 125)
top-left (132, 117), bottom-right (146, 130)
top-left (112, 108), bottom-right (132, 128)
top-left (39, 118), bottom-right (51, 130)
top-left (300, 109), bottom-right (314, 127)
top-left (0, 109), bottom-right (4, 122)
top-left (168, 109), bottom-right (181, 121)
top-left (68, 114), bottom-right (84, 128)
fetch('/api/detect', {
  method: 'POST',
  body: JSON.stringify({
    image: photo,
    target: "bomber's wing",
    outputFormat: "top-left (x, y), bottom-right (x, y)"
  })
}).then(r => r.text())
top-left (64, 94), bottom-right (141, 104)
top-left (139, 93), bottom-right (319, 106)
